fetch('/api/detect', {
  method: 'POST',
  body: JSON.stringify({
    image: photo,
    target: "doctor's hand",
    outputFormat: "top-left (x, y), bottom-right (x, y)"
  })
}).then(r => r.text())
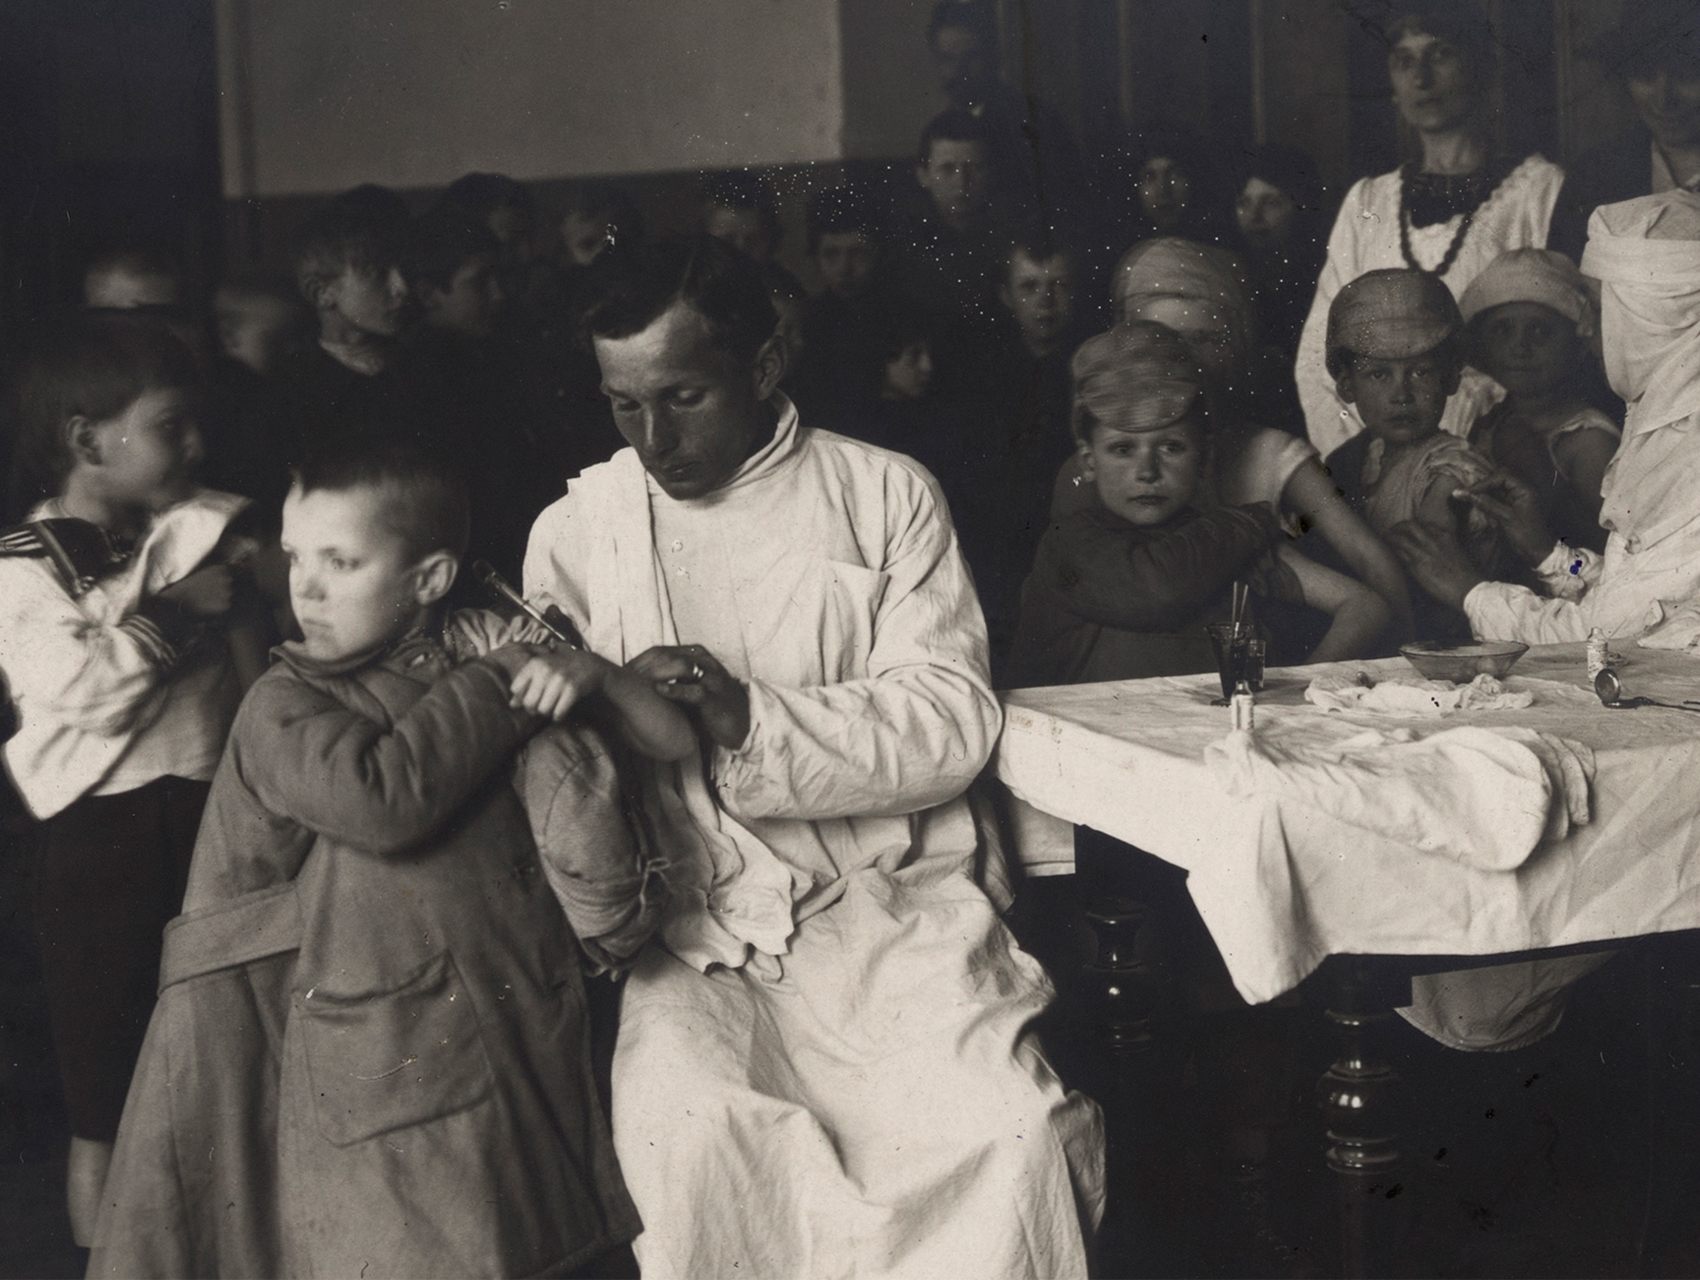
top-left (628, 644), bottom-right (751, 751)
top-left (1454, 473), bottom-right (1555, 567)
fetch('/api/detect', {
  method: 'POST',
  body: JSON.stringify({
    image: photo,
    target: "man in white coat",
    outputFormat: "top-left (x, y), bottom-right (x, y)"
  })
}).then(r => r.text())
top-left (523, 236), bottom-right (1103, 1280)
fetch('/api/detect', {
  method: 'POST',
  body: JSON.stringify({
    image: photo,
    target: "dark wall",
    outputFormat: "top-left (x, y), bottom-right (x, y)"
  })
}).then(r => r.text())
top-left (0, 0), bottom-right (221, 344)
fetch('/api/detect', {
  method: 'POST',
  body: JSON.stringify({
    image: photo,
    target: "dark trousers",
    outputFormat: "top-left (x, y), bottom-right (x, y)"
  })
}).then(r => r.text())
top-left (35, 775), bottom-right (207, 1140)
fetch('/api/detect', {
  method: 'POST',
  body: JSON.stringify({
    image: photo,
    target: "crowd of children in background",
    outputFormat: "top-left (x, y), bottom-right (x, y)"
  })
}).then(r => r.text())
top-left (0, 0), bottom-right (1664, 1273)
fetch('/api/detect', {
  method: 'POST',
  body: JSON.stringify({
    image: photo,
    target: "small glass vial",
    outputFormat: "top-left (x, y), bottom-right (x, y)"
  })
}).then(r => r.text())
top-left (1230, 679), bottom-right (1256, 731)
top-left (1586, 628), bottom-right (1609, 679)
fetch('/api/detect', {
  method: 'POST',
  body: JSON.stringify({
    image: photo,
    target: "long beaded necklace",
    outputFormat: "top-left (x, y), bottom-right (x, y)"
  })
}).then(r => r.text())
top-left (1397, 162), bottom-right (1491, 278)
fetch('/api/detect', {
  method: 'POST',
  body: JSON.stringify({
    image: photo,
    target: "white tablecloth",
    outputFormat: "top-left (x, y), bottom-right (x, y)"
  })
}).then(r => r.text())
top-left (996, 643), bottom-right (1700, 1003)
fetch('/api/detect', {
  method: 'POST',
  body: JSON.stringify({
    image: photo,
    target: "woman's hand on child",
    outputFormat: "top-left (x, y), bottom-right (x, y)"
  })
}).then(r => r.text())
top-left (155, 564), bottom-right (238, 617)
top-left (504, 647), bottom-right (613, 721)
top-left (1386, 521), bottom-right (1486, 610)
top-left (628, 645), bottom-right (751, 751)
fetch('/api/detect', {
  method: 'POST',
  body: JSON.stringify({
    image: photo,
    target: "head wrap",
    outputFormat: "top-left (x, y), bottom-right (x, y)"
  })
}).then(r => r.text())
top-left (1458, 248), bottom-right (1598, 342)
top-left (1071, 320), bottom-right (1206, 438)
top-left (1111, 237), bottom-right (1256, 351)
top-left (1581, 190), bottom-right (1700, 440)
top-left (1325, 268), bottom-right (1462, 379)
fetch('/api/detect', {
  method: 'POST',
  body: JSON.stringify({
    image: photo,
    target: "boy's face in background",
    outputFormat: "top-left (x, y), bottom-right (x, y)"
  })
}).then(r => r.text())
top-left (1470, 302), bottom-right (1577, 400)
top-left (1337, 350), bottom-right (1458, 446)
top-left (1236, 178), bottom-right (1297, 251)
top-left (883, 340), bottom-right (933, 400)
top-left (815, 231), bottom-right (880, 300)
top-left (423, 250), bottom-right (506, 340)
top-left (322, 262), bottom-right (410, 339)
top-left (88, 386), bottom-right (203, 513)
top-left (281, 484), bottom-right (435, 662)
top-left (595, 300), bottom-right (779, 501)
top-left (1081, 414), bottom-right (1205, 527)
top-left (1138, 157), bottom-right (1190, 233)
top-left (917, 139), bottom-right (990, 231)
top-left (1001, 250), bottom-right (1074, 354)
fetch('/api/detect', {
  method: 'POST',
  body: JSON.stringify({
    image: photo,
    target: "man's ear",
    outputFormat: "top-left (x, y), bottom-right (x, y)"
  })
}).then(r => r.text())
top-left (752, 331), bottom-right (786, 401)
top-left (65, 416), bottom-right (101, 467)
top-left (411, 550), bottom-right (459, 607)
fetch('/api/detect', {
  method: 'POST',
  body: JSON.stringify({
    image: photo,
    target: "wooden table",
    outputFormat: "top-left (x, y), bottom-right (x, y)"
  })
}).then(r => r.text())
top-left (995, 642), bottom-right (1700, 1275)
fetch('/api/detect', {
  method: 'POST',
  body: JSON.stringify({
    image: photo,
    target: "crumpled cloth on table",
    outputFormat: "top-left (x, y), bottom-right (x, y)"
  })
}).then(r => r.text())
top-left (1304, 671), bottom-right (1536, 716)
top-left (1204, 723), bottom-right (1595, 872)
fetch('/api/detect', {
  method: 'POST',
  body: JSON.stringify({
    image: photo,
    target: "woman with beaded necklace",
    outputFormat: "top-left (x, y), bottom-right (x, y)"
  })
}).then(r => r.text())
top-left (1295, 1), bottom-right (1565, 458)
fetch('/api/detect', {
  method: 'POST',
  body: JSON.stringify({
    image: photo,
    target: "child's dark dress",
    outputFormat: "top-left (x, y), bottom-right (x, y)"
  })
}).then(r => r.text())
top-left (89, 629), bottom-right (639, 1278)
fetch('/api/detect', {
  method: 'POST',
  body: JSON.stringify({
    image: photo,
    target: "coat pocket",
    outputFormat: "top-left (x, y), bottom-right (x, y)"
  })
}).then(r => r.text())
top-left (299, 951), bottom-right (493, 1147)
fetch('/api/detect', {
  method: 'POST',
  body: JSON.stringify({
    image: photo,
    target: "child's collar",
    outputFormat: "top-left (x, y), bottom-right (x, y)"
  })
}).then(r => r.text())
top-left (275, 612), bottom-right (449, 679)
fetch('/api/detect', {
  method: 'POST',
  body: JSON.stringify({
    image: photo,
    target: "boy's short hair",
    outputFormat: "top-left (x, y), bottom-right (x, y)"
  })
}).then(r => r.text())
top-left (918, 107), bottom-right (992, 166)
top-left (10, 312), bottom-right (202, 514)
top-left (1002, 223), bottom-right (1078, 278)
top-left (1325, 268), bottom-right (1463, 380)
top-left (927, 1), bottom-right (998, 51)
top-left (578, 235), bottom-right (780, 366)
top-left (291, 436), bottom-right (470, 562)
top-left (1071, 321), bottom-right (1207, 443)
top-left (294, 186), bottom-right (412, 301)
top-left (408, 207), bottom-right (501, 292)
top-left (874, 299), bottom-right (937, 363)
top-left (805, 186), bottom-right (889, 255)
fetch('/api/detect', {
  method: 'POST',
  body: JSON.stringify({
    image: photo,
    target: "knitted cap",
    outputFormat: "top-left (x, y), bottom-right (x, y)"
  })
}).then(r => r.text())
top-left (1458, 248), bottom-right (1597, 338)
top-left (1325, 268), bottom-right (1462, 379)
top-left (1071, 320), bottom-right (1206, 437)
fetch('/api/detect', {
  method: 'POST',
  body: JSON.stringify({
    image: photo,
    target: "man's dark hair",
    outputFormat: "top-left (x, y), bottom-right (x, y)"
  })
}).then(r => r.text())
top-left (875, 298), bottom-right (938, 363)
top-left (11, 312), bottom-right (202, 513)
top-left (1231, 143), bottom-right (1326, 213)
top-left (291, 436), bottom-right (470, 561)
top-left (407, 207), bottom-right (501, 292)
top-left (805, 186), bottom-right (890, 254)
top-left (578, 235), bottom-right (780, 366)
top-left (440, 172), bottom-right (535, 226)
top-left (927, 1), bottom-right (998, 52)
top-left (918, 107), bottom-right (993, 166)
top-left (293, 186), bottom-right (412, 301)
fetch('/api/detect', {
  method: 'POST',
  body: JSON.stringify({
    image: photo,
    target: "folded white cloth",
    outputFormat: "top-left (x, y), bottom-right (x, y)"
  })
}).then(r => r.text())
top-left (1204, 724), bottom-right (1594, 872)
top-left (1304, 672), bottom-right (1535, 716)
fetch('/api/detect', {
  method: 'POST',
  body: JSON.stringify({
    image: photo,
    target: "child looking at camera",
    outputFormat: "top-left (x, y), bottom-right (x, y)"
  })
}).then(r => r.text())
top-left (1321, 268), bottom-right (1527, 637)
top-left (1009, 322), bottom-right (1389, 687)
top-left (0, 313), bottom-right (264, 1247)
top-left (1461, 248), bottom-right (1620, 552)
top-left (89, 439), bottom-right (691, 1278)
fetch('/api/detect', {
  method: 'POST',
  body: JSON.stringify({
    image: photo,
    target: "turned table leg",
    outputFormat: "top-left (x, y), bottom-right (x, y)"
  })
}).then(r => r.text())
top-left (1315, 956), bottom-right (1409, 1279)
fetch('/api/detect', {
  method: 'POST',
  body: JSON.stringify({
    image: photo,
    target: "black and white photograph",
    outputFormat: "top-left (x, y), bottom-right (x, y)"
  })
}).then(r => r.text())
top-left (1, 1), bottom-right (1699, 1275)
